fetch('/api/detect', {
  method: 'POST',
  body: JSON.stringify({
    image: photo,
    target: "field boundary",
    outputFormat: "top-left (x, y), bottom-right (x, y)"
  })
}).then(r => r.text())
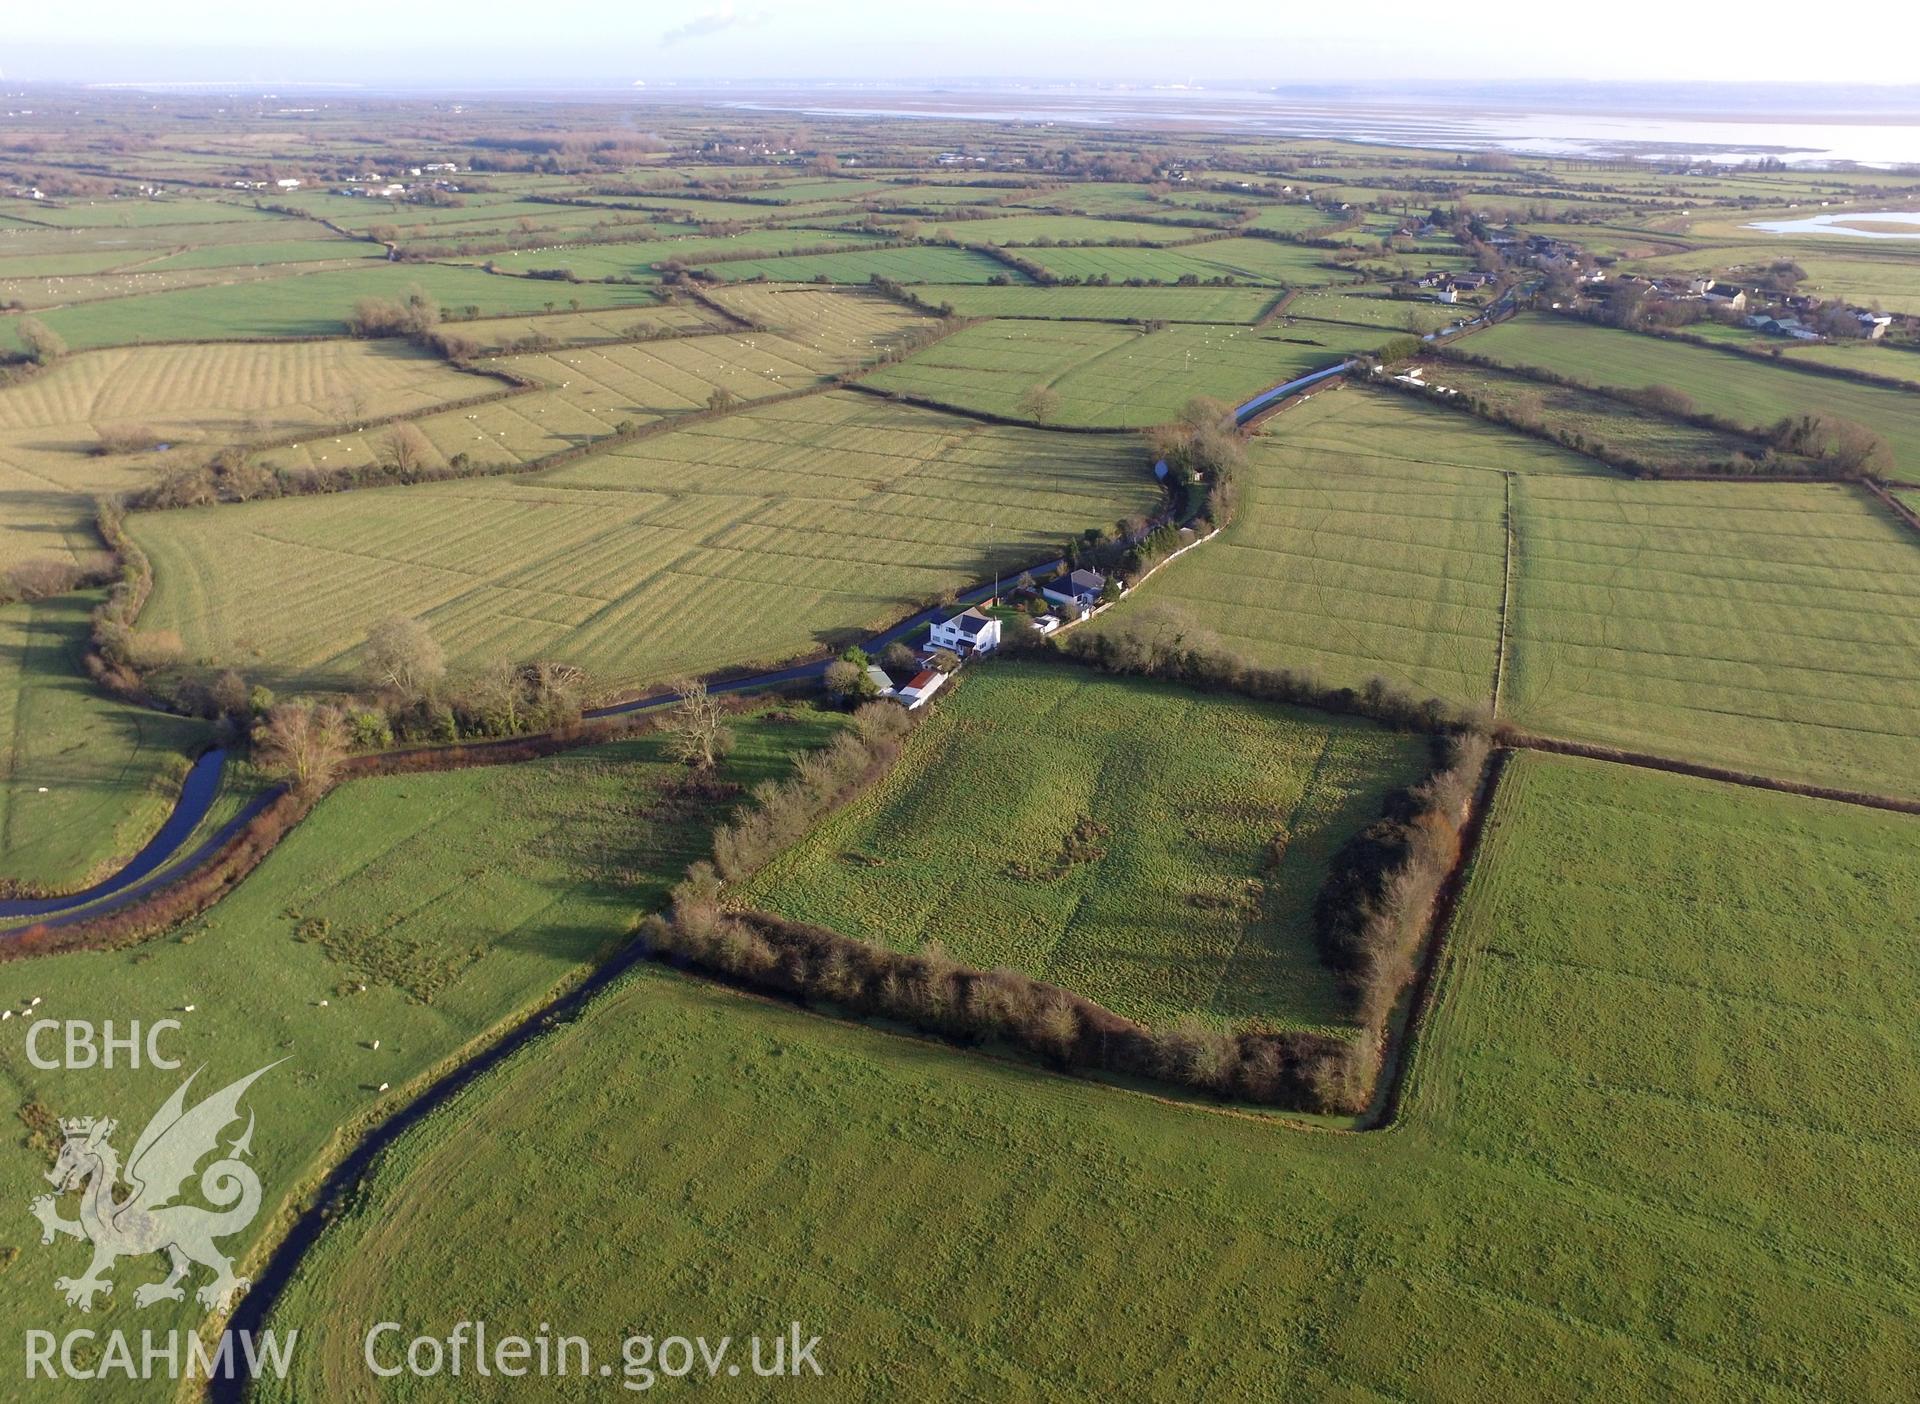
top-left (1360, 744), bottom-right (1508, 1131)
top-left (1502, 732), bottom-right (1920, 815)
top-left (1491, 470), bottom-right (1515, 714)
top-left (1864, 475), bottom-right (1920, 538)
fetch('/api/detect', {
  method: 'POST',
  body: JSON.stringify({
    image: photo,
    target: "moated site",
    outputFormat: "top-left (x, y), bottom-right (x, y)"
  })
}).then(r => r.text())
top-left (0, 91), bottom-right (1916, 1400)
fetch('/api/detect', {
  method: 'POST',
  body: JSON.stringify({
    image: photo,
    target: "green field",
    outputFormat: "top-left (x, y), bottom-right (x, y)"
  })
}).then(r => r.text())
top-left (1779, 338), bottom-right (1920, 387)
top-left (864, 319), bottom-right (1360, 425)
top-left (0, 711), bottom-right (838, 1397)
top-left (6, 264), bottom-right (662, 350)
top-left (254, 750), bottom-right (1920, 1401)
top-left (129, 391), bottom-right (1159, 692)
top-left (0, 594), bottom-right (210, 894)
top-left (929, 214), bottom-right (1202, 245)
top-left (741, 662), bottom-right (1426, 1032)
top-left (1472, 314), bottom-right (1920, 469)
top-left (454, 302), bottom-right (726, 350)
top-left (694, 245), bottom-right (1018, 284)
top-left (1504, 475), bottom-right (1920, 795)
top-left (1424, 359), bottom-right (1784, 470)
top-left (1097, 390), bottom-right (1596, 705)
top-left (458, 228), bottom-right (885, 279)
top-left (1285, 289), bottom-right (1468, 333)
top-left (923, 283), bottom-right (1280, 323)
top-left (1021, 237), bottom-right (1350, 286)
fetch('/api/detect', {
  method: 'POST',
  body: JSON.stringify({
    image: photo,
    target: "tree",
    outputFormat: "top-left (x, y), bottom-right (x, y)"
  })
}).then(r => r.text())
top-left (17, 317), bottom-right (65, 366)
top-left (401, 284), bottom-right (440, 336)
top-left (382, 422), bottom-right (432, 475)
top-left (928, 648), bottom-right (962, 673)
top-left (1179, 395), bottom-right (1235, 434)
top-left (824, 658), bottom-right (877, 702)
top-left (879, 641), bottom-right (920, 675)
top-left (1018, 384), bottom-right (1062, 424)
top-left (666, 678), bottom-right (733, 769)
top-left (363, 615), bottom-right (445, 701)
top-left (707, 385), bottom-right (741, 413)
top-left (254, 703), bottom-right (347, 795)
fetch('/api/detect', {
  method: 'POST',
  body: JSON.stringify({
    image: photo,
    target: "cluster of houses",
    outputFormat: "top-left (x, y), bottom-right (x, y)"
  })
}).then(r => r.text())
top-left (1570, 270), bottom-right (1896, 342)
top-left (1743, 304), bottom-right (1893, 341)
top-left (863, 568), bottom-right (1112, 710)
top-left (331, 166), bottom-right (462, 199)
top-left (1417, 269), bottom-right (1495, 304)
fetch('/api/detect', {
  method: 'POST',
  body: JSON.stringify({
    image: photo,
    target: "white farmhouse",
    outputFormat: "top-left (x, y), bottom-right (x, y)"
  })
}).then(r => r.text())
top-left (925, 606), bottom-right (1001, 658)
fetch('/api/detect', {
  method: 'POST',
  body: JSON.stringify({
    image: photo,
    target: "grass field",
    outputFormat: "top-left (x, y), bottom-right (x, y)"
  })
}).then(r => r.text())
top-left (5, 263), bottom-right (662, 350)
top-left (1422, 359), bottom-right (1785, 470)
top-left (919, 283), bottom-right (1279, 322)
top-left (0, 594), bottom-right (210, 894)
top-left (1504, 475), bottom-right (1920, 795)
top-left (1779, 338), bottom-right (1920, 387)
top-left (1473, 314), bottom-right (1920, 468)
top-left (0, 257), bottom-right (373, 312)
top-left (258, 317), bottom-right (935, 476)
top-left (741, 662), bottom-right (1426, 1032)
top-left (0, 337), bottom-right (484, 564)
top-left (864, 319), bottom-right (1360, 425)
top-left (253, 750), bottom-right (1920, 1401)
top-left (702, 283), bottom-right (939, 346)
top-left (926, 214), bottom-right (1202, 245)
top-left (1097, 390), bottom-right (1596, 705)
top-left (0, 711), bottom-right (838, 1400)
top-left (1020, 237), bottom-right (1350, 286)
top-left (130, 391), bottom-right (1158, 692)
top-left (454, 303), bottom-right (726, 351)
top-left (693, 246), bottom-right (1018, 284)
top-left (457, 228), bottom-right (885, 279)
top-left (1284, 289), bottom-right (1468, 333)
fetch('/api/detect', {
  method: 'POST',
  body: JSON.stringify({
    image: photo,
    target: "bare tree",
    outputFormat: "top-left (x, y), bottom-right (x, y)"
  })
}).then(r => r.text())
top-left (6, 556), bottom-right (82, 601)
top-left (363, 615), bottom-right (445, 701)
top-left (1018, 384), bottom-right (1062, 424)
top-left (666, 677), bottom-right (733, 769)
top-left (255, 703), bottom-right (348, 794)
top-left (383, 422), bottom-right (432, 475)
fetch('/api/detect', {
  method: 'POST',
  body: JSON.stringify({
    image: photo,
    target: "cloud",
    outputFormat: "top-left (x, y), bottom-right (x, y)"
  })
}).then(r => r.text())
top-left (661, 4), bottom-right (763, 46)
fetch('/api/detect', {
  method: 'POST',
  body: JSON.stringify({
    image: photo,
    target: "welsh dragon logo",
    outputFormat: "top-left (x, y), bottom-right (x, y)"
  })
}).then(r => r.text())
top-left (27, 1062), bottom-right (279, 1314)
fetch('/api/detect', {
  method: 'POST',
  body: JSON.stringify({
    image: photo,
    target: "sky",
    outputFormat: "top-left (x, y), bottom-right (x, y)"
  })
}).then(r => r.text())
top-left (6, 1), bottom-right (1920, 90)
